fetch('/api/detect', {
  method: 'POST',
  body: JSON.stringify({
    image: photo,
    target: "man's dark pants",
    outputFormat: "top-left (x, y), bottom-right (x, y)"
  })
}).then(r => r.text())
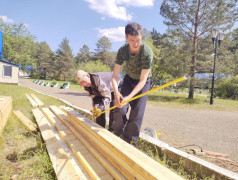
top-left (112, 74), bottom-right (151, 143)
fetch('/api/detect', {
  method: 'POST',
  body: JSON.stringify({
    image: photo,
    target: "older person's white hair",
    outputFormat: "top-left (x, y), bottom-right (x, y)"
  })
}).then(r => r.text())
top-left (74, 70), bottom-right (88, 83)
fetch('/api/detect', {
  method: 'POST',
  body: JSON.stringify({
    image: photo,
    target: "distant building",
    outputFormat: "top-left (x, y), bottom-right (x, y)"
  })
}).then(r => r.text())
top-left (0, 59), bottom-right (19, 85)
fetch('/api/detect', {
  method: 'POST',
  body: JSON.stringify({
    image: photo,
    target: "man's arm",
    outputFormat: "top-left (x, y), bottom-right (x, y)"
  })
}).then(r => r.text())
top-left (111, 64), bottom-right (123, 108)
top-left (121, 69), bottom-right (150, 107)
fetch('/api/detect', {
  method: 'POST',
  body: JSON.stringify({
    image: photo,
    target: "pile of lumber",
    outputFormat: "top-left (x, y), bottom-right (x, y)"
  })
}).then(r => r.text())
top-left (0, 96), bottom-right (12, 134)
top-left (33, 105), bottom-right (183, 180)
top-left (26, 93), bottom-right (44, 108)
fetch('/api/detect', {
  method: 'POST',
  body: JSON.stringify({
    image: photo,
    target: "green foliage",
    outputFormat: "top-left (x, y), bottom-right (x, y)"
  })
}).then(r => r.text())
top-left (54, 38), bottom-right (74, 81)
top-left (75, 44), bottom-right (91, 64)
top-left (77, 60), bottom-right (111, 73)
top-left (94, 36), bottom-right (116, 68)
top-left (34, 42), bottom-right (54, 79)
top-left (0, 19), bottom-right (36, 67)
top-left (215, 76), bottom-right (238, 99)
top-left (159, 0), bottom-right (238, 99)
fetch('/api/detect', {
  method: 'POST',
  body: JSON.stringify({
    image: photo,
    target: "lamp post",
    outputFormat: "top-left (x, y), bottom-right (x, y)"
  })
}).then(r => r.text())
top-left (210, 30), bottom-right (224, 105)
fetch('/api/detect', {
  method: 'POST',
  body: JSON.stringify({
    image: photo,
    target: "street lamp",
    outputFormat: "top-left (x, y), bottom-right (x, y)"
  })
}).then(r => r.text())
top-left (210, 30), bottom-right (224, 105)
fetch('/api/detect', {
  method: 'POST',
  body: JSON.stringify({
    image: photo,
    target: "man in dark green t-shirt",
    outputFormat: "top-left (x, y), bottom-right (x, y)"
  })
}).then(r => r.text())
top-left (111, 22), bottom-right (153, 144)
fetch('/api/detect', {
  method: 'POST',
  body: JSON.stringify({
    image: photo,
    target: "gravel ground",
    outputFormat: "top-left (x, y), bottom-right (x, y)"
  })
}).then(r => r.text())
top-left (19, 77), bottom-right (238, 173)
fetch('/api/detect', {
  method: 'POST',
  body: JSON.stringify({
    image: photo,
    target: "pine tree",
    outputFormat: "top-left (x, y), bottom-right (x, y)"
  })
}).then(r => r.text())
top-left (54, 38), bottom-right (74, 80)
top-left (160, 0), bottom-right (238, 99)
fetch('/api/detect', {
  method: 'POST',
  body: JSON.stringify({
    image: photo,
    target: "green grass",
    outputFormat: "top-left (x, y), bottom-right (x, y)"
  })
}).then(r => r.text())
top-left (148, 91), bottom-right (238, 112)
top-left (0, 84), bottom-right (66, 180)
top-left (136, 139), bottom-right (216, 180)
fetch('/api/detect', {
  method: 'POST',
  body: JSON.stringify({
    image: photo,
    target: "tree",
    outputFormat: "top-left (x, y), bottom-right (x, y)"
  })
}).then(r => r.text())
top-left (54, 38), bottom-right (74, 80)
top-left (0, 19), bottom-right (36, 67)
top-left (35, 42), bottom-right (54, 79)
top-left (160, 0), bottom-right (238, 99)
top-left (150, 29), bottom-right (189, 88)
top-left (94, 36), bottom-right (112, 65)
top-left (75, 44), bottom-right (91, 64)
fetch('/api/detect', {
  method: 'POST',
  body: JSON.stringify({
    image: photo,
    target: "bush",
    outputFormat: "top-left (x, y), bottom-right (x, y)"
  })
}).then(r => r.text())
top-left (215, 76), bottom-right (238, 100)
top-left (77, 60), bottom-right (111, 73)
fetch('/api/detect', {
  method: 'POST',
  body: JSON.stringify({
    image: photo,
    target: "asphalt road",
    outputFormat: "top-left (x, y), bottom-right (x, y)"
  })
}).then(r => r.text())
top-left (19, 77), bottom-right (238, 166)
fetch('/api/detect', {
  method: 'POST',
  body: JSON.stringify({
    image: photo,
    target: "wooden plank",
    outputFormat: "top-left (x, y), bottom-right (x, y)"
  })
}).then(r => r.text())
top-left (13, 110), bottom-right (37, 132)
top-left (0, 96), bottom-right (12, 134)
top-left (32, 108), bottom-right (88, 180)
top-left (42, 107), bottom-right (113, 180)
top-left (62, 106), bottom-right (183, 180)
top-left (59, 106), bottom-right (135, 180)
top-left (50, 106), bottom-right (126, 180)
top-left (31, 93), bottom-right (44, 107)
top-left (25, 93), bottom-right (38, 108)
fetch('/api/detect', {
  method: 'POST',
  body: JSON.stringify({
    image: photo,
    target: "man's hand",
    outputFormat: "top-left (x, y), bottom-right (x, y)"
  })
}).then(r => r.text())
top-left (114, 91), bottom-right (123, 108)
top-left (92, 107), bottom-right (101, 117)
top-left (120, 96), bottom-right (130, 108)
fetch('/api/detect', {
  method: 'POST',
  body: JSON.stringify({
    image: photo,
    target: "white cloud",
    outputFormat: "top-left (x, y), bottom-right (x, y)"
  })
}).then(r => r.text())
top-left (117, 0), bottom-right (154, 7)
top-left (0, 16), bottom-right (14, 23)
top-left (84, 0), bottom-right (132, 21)
top-left (96, 27), bottom-right (125, 42)
top-left (84, 0), bottom-right (154, 21)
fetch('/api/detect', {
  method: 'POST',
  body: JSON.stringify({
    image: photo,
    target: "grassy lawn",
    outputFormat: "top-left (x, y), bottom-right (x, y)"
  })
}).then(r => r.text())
top-left (148, 90), bottom-right (238, 112)
top-left (0, 84), bottom-right (66, 180)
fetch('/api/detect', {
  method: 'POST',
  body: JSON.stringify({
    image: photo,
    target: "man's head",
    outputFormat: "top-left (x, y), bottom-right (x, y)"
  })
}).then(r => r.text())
top-left (74, 70), bottom-right (91, 87)
top-left (125, 22), bottom-right (142, 36)
top-left (125, 22), bottom-right (142, 54)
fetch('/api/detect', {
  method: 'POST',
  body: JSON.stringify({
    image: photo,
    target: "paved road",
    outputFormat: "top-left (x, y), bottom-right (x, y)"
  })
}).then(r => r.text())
top-left (19, 77), bottom-right (238, 164)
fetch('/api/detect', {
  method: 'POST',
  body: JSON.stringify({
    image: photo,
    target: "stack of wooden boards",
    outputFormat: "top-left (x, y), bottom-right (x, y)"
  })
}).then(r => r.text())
top-left (25, 93), bottom-right (44, 108)
top-left (0, 96), bottom-right (12, 134)
top-left (32, 105), bottom-right (183, 180)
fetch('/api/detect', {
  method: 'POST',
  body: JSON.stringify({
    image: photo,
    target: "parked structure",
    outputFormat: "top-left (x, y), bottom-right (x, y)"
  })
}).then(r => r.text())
top-left (0, 59), bottom-right (19, 85)
top-left (0, 32), bottom-right (19, 85)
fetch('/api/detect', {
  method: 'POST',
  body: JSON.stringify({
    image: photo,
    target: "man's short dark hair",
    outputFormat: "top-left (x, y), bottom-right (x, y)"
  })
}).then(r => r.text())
top-left (125, 22), bottom-right (142, 36)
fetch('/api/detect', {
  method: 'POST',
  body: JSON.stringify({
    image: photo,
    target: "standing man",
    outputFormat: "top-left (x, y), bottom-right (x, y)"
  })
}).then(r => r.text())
top-left (75, 70), bottom-right (122, 131)
top-left (111, 22), bottom-right (153, 144)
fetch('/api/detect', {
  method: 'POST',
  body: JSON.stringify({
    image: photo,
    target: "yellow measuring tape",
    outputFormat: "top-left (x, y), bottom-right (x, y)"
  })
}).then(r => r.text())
top-left (96, 76), bottom-right (187, 117)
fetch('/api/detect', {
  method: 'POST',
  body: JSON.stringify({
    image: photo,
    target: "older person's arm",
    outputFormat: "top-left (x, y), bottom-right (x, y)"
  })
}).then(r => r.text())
top-left (111, 64), bottom-right (123, 108)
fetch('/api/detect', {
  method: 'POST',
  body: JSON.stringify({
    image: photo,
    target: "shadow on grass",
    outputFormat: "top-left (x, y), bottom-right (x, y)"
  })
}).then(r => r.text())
top-left (148, 95), bottom-right (201, 104)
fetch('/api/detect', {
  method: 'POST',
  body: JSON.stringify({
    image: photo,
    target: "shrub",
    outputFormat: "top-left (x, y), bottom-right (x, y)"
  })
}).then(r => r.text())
top-left (215, 76), bottom-right (238, 100)
top-left (77, 60), bottom-right (111, 73)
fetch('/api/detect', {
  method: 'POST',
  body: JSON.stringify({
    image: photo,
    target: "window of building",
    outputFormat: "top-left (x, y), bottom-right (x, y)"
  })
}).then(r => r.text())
top-left (3, 65), bottom-right (12, 78)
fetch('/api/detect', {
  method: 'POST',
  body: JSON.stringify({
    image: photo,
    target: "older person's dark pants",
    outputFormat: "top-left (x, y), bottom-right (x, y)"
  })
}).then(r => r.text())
top-left (112, 74), bottom-right (151, 144)
top-left (95, 92), bottom-right (115, 130)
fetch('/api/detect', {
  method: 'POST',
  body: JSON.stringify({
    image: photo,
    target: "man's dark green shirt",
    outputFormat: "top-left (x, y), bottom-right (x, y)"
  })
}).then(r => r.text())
top-left (116, 42), bottom-right (153, 80)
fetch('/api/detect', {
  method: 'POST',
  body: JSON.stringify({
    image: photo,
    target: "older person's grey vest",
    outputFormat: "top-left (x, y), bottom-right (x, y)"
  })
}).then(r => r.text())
top-left (91, 72), bottom-right (114, 92)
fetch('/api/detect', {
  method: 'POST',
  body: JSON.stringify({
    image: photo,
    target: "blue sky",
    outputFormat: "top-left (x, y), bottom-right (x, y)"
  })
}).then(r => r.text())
top-left (0, 0), bottom-right (165, 55)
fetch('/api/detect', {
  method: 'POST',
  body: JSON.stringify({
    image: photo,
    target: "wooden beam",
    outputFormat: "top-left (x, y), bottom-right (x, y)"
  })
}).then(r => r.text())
top-left (59, 106), bottom-right (135, 180)
top-left (50, 105), bottom-right (126, 180)
top-left (62, 106), bottom-right (183, 180)
top-left (42, 107), bottom-right (113, 180)
top-left (25, 93), bottom-right (38, 108)
top-left (31, 94), bottom-right (44, 107)
top-left (32, 108), bottom-right (88, 180)
top-left (0, 96), bottom-right (12, 134)
top-left (13, 110), bottom-right (37, 132)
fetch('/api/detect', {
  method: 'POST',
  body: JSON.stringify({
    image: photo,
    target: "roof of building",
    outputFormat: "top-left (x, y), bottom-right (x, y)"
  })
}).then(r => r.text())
top-left (0, 59), bottom-right (19, 67)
